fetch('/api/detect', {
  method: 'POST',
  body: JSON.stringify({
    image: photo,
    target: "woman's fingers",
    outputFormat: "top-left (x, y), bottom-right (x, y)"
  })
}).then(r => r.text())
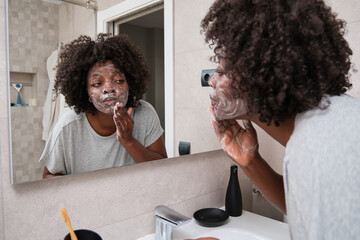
top-left (113, 103), bottom-right (134, 138)
top-left (243, 119), bottom-right (255, 134)
top-left (127, 107), bottom-right (133, 116)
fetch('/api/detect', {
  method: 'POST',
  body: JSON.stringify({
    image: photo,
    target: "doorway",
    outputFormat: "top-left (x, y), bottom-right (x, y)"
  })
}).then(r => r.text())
top-left (97, 0), bottom-right (174, 157)
top-left (110, 9), bottom-right (164, 130)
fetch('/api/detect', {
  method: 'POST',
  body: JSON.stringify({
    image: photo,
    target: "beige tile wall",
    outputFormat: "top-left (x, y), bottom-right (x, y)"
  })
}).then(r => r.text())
top-left (8, 0), bottom-right (59, 107)
top-left (58, 3), bottom-right (96, 44)
top-left (8, 0), bottom-right (60, 184)
top-left (173, 0), bottom-right (219, 155)
top-left (8, 0), bottom-right (96, 185)
top-left (11, 107), bottom-right (44, 183)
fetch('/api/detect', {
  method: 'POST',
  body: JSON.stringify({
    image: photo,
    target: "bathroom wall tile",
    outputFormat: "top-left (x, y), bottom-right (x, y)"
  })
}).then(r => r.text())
top-left (96, 189), bottom-right (229, 240)
top-left (0, 114), bottom-right (11, 240)
top-left (326, 0), bottom-right (360, 99)
top-left (73, 5), bottom-right (96, 39)
top-left (2, 150), bottom-right (239, 240)
top-left (0, 155), bottom-right (4, 240)
top-left (9, 0), bottom-right (59, 107)
top-left (58, 3), bottom-right (95, 44)
top-left (58, 3), bottom-right (74, 44)
top-left (252, 127), bottom-right (285, 222)
top-left (98, 0), bottom-right (126, 11)
top-left (0, 141), bottom-right (10, 188)
top-left (7, 0), bottom-right (62, 184)
top-left (10, 107), bottom-right (44, 183)
top-left (175, 108), bottom-right (221, 155)
top-left (326, 0), bottom-right (360, 23)
top-left (174, 0), bottom-right (214, 54)
top-left (346, 22), bottom-right (360, 98)
top-left (0, 117), bottom-right (10, 166)
top-left (252, 191), bottom-right (284, 222)
top-left (0, 181), bottom-right (3, 240)
top-left (96, 171), bottom-right (252, 240)
top-left (174, 49), bottom-right (218, 155)
top-left (95, 211), bottom-right (155, 240)
top-left (174, 49), bottom-right (217, 111)
top-left (255, 125), bottom-right (286, 174)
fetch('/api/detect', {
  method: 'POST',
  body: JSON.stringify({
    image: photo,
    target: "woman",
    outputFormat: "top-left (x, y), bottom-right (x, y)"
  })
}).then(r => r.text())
top-left (202, 0), bottom-right (360, 239)
top-left (40, 34), bottom-right (167, 178)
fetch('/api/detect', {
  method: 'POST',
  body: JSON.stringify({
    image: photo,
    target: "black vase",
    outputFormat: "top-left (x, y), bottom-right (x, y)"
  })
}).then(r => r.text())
top-left (225, 165), bottom-right (243, 216)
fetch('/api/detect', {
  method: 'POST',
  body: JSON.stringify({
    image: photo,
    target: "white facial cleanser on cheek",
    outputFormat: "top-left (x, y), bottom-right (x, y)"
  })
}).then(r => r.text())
top-left (210, 87), bottom-right (248, 120)
top-left (89, 88), bottom-right (129, 115)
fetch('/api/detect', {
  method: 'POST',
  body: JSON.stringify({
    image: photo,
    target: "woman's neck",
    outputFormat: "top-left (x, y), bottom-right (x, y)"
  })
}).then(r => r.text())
top-left (86, 111), bottom-right (116, 136)
top-left (251, 114), bottom-right (296, 147)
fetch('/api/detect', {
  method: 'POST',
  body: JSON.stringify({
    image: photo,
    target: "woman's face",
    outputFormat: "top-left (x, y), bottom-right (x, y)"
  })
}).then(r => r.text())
top-left (209, 60), bottom-right (248, 120)
top-left (87, 60), bottom-right (129, 115)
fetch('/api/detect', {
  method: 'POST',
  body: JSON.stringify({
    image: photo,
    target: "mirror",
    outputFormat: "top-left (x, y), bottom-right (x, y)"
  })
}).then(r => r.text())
top-left (7, 0), bottom-right (169, 184)
top-left (8, 0), bottom-right (222, 184)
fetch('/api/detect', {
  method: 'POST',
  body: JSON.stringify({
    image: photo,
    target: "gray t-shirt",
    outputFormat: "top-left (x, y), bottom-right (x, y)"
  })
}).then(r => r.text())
top-left (39, 100), bottom-right (164, 174)
top-left (284, 94), bottom-right (360, 239)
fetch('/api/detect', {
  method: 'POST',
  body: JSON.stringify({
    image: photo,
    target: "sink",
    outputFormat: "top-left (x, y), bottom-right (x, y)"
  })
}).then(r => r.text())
top-left (138, 210), bottom-right (290, 240)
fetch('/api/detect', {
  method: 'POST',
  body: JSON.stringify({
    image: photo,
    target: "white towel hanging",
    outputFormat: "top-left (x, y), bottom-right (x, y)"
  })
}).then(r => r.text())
top-left (42, 47), bottom-right (68, 141)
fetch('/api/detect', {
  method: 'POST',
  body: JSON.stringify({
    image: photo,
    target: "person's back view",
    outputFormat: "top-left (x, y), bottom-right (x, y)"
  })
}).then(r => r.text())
top-left (284, 94), bottom-right (360, 239)
top-left (201, 0), bottom-right (360, 238)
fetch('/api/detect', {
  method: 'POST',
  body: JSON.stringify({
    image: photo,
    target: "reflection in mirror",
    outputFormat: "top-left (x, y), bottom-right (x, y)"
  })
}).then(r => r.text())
top-left (8, 0), bottom-right (166, 184)
top-left (40, 34), bottom-right (167, 178)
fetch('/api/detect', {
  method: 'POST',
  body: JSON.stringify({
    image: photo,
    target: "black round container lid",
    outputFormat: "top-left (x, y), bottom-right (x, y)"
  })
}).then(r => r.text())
top-left (193, 208), bottom-right (229, 227)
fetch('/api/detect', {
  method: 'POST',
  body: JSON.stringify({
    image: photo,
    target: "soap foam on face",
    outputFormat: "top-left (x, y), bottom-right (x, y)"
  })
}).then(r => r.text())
top-left (87, 62), bottom-right (129, 115)
top-left (210, 87), bottom-right (248, 120)
top-left (89, 89), bottom-right (129, 115)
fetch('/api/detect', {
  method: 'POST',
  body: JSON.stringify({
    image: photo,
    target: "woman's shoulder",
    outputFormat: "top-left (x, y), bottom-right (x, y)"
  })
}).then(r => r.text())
top-left (132, 100), bottom-right (161, 123)
top-left (293, 94), bottom-right (360, 141)
top-left (55, 110), bottom-right (85, 130)
top-left (134, 100), bottom-right (157, 114)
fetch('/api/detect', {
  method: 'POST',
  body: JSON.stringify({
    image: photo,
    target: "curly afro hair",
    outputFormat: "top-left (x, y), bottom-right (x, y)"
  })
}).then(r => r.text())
top-left (201, 0), bottom-right (353, 125)
top-left (54, 33), bottom-right (151, 114)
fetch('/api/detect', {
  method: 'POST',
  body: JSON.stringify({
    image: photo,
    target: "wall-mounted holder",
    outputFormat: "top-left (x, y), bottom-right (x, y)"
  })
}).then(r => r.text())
top-left (12, 83), bottom-right (23, 104)
top-left (201, 69), bottom-right (216, 87)
top-left (9, 72), bottom-right (36, 107)
top-left (179, 141), bottom-right (191, 155)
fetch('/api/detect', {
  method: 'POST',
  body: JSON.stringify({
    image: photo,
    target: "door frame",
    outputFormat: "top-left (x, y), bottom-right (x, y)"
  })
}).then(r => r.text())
top-left (97, 0), bottom-right (174, 157)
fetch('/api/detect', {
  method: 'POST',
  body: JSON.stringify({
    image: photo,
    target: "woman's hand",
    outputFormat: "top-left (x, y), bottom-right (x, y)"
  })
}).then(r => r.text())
top-left (113, 102), bottom-right (134, 147)
top-left (209, 106), bottom-right (259, 167)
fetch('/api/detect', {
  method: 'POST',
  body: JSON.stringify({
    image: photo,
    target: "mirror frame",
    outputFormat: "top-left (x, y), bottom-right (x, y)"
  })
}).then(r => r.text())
top-left (5, 0), bottom-right (13, 184)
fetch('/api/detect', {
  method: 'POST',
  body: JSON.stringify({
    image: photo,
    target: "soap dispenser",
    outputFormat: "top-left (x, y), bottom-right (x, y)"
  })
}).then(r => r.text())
top-left (225, 165), bottom-right (243, 216)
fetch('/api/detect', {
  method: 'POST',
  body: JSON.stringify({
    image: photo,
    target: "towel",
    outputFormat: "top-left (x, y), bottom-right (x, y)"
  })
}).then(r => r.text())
top-left (42, 48), bottom-right (68, 141)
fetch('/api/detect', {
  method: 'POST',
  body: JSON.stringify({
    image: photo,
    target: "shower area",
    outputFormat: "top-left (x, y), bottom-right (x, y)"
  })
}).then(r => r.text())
top-left (8, 0), bottom-right (97, 183)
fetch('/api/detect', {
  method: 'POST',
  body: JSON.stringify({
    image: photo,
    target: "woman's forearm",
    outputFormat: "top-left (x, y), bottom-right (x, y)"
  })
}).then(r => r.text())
top-left (241, 153), bottom-right (286, 214)
top-left (122, 137), bottom-right (167, 163)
